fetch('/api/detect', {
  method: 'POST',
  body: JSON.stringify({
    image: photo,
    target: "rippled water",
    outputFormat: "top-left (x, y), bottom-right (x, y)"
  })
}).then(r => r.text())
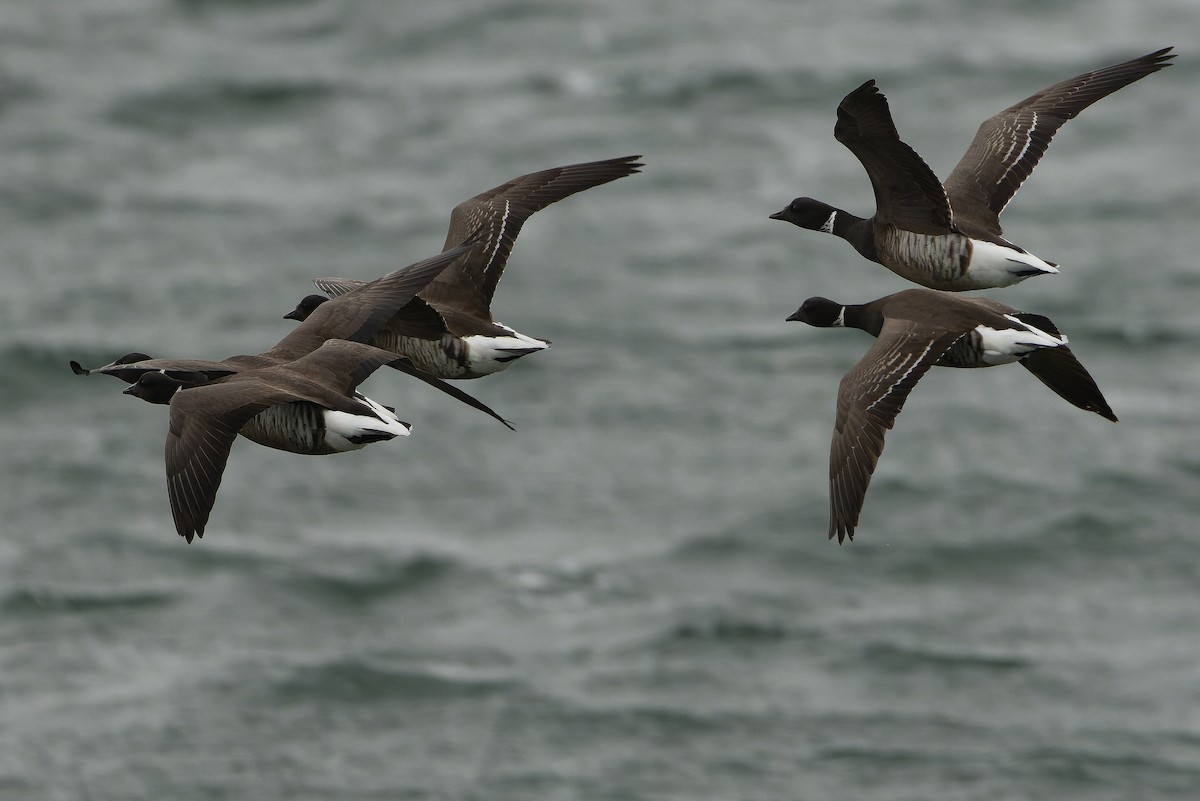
top-left (2, 1), bottom-right (1199, 799)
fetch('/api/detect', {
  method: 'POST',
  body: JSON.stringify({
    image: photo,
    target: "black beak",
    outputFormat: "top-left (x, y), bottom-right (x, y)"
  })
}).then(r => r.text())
top-left (768, 209), bottom-right (787, 221)
top-left (282, 308), bottom-right (303, 321)
top-left (785, 309), bottom-right (804, 322)
top-left (121, 385), bottom-right (137, 395)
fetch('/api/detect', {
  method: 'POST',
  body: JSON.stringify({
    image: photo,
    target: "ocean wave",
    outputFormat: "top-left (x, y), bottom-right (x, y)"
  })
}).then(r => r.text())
top-left (668, 615), bottom-right (789, 644)
top-left (1020, 740), bottom-right (1200, 793)
top-left (611, 65), bottom-right (812, 110)
top-left (106, 77), bottom-right (346, 136)
top-left (856, 640), bottom-right (1031, 673)
top-left (1, 342), bottom-right (117, 408)
top-left (285, 550), bottom-right (467, 604)
top-left (0, 182), bottom-right (101, 223)
top-left (2, 584), bottom-right (178, 614)
top-left (268, 655), bottom-right (518, 702)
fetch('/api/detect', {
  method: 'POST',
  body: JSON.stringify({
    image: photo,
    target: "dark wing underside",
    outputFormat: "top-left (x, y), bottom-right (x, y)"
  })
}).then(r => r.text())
top-left (828, 320), bottom-right (962, 542)
top-left (943, 47), bottom-right (1174, 237)
top-left (419, 155), bottom-right (643, 319)
top-left (834, 80), bottom-right (954, 235)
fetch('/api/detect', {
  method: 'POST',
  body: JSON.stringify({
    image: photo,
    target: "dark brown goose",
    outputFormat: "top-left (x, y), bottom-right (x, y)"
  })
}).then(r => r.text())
top-left (296, 155), bottom-right (643, 378)
top-left (71, 234), bottom-right (512, 429)
top-left (125, 340), bottom-right (411, 543)
top-left (788, 289), bottom-right (1117, 543)
top-left (771, 48), bottom-right (1173, 290)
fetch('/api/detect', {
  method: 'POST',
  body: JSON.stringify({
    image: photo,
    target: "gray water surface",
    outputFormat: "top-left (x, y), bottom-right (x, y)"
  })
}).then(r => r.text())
top-left (2, 1), bottom-right (1198, 799)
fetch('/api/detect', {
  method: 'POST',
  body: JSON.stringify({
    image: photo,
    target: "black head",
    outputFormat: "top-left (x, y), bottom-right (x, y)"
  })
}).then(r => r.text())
top-left (769, 197), bottom-right (837, 231)
top-left (284, 294), bottom-right (329, 322)
top-left (786, 297), bottom-right (844, 327)
top-left (122, 371), bottom-right (188, 405)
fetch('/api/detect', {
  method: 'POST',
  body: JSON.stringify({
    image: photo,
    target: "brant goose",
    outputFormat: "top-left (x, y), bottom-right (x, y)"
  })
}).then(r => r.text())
top-left (126, 340), bottom-right (411, 542)
top-left (71, 235), bottom-right (513, 429)
top-left (297, 155), bottom-right (643, 378)
top-left (771, 48), bottom-right (1173, 290)
top-left (787, 289), bottom-right (1117, 542)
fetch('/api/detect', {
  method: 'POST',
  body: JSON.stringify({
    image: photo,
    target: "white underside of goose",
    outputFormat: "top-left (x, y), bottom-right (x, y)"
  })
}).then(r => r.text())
top-left (966, 239), bottom-right (1059, 288)
top-left (322, 395), bottom-right (412, 452)
top-left (973, 315), bottom-right (1067, 366)
top-left (460, 326), bottom-right (550, 376)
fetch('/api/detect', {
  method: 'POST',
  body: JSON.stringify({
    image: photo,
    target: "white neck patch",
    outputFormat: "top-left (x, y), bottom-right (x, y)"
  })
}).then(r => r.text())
top-left (820, 210), bottom-right (837, 234)
top-left (833, 307), bottom-right (845, 327)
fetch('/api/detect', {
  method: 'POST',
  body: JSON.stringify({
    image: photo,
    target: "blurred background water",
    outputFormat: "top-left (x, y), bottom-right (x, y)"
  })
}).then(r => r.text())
top-left (1, 1), bottom-right (1198, 799)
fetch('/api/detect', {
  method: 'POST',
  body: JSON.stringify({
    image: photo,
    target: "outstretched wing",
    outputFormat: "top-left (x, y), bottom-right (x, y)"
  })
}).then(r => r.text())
top-left (420, 155), bottom-right (643, 318)
top-left (828, 321), bottom-right (961, 542)
top-left (71, 355), bottom-right (238, 386)
top-left (263, 235), bottom-right (477, 362)
top-left (1019, 346), bottom-right (1118, 423)
top-left (944, 47), bottom-right (1173, 236)
top-left (834, 80), bottom-right (953, 235)
top-left (313, 278), bottom-right (451, 343)
top-left (274, 339), bottom-right (405, 399)
top-left (163, 382), bottom-right (297, 542)
top-left (389, 357), bottom-right (514, 430)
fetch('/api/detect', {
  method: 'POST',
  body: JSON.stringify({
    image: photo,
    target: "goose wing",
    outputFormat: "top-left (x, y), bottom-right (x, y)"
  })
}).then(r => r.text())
top-left (944, 47), bottom-right (1173, 236)
top-left (834, 81), bottom-right (954, 234)
top-left (828, 320), bottom-right (962, 542)
top-left (263, 236), bottom-right (477, 362)
top-left (420, 155), bottom-right (643, 318)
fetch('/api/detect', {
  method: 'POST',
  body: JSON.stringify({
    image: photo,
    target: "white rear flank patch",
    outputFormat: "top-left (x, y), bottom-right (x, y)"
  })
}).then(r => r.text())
top-left (322, 395), bottom-right (411, 452)
top-left (968, 239), bottom-right (1058, 287)
top-left (974, 318), bottom-right (1066, 365)
top-left (461, 326), bottom-right (550, 376)
top-left (1002, 314), bottom-right (1067, 346)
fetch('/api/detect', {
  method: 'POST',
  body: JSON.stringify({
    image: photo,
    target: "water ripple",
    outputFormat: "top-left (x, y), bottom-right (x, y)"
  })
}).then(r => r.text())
top-left (107, 78), bottom-right (346, 135)
top-left (268, 656), bottom-right (518, 702)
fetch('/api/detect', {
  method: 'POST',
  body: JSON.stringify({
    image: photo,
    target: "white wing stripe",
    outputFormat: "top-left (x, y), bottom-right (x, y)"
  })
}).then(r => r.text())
top-left (997, 111), bottom-right (1038, 189)
top-left (865, 341), bottom-right (932, 413)
top-left (483, 199), bottom-right (510, 274)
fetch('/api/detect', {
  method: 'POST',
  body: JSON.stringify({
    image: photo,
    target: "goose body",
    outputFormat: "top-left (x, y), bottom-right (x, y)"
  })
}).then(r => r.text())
top-left (772, 48), bottom-right (1173, 290)
top-left (788, 289), bottom-right (1117, 542)
top-left (73, 235), bottom-right (513, 429)
top-left (301, 155), bottom-right (642, 378)
top-left (123, 341), bottom-right (412, 542)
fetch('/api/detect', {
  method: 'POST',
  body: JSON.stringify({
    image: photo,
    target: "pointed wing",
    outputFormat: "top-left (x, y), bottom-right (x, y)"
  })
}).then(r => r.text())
top-left (944, 47), bottom-right (1174, 236)
top-left (163, 382), bottom-right (302, 542)
top-left (828, 321), bottom-right (962, 542)
top-left (420, 155), bottom-right (643, 318)
top-left (388, 357), bottom-right (514, 430)
top-left (834, 81), bottom-right (953, 234)
top-left (1019, 347), bottom-right (1118, 422)
top-left (162, 342), bottom-right (401, 542)
top-left (262, 236), bottom-right (477, 362)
